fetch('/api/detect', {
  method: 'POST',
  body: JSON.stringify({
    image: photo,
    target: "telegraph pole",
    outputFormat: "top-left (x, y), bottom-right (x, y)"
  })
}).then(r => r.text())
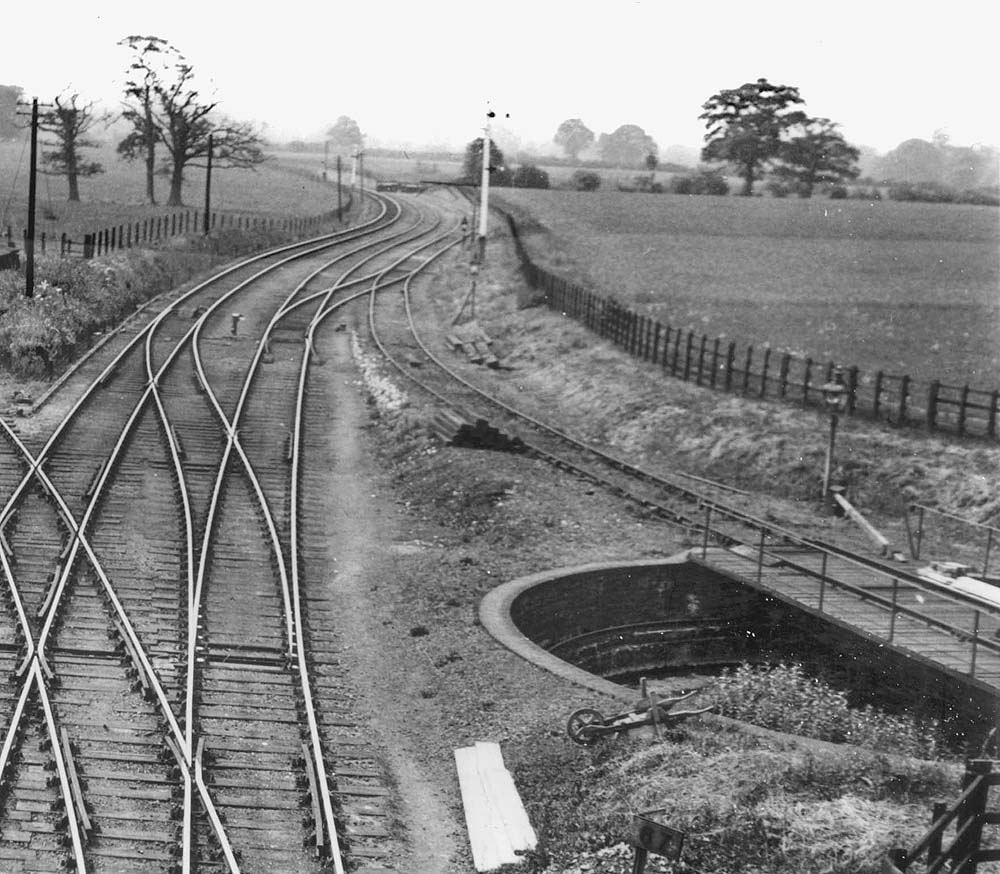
top-left (203, 133), bottom-right (213, 235)
top-left (25, 98), bottom-right (39, 298)
top-left (336, 155), bottom-right (343, 221)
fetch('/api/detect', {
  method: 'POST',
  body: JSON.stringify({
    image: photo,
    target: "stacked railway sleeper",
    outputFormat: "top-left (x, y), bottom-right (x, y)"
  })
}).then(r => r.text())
top-left (0, 191), bottom-right (460, 872)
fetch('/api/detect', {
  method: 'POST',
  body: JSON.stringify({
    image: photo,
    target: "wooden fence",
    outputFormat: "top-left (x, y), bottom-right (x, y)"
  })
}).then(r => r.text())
top-left (4, 195), bottom-right (352, 261)
top-left (883, 758), bottom-right (1000, 873)
top-left (503, 213), bottom-right (1000, 441)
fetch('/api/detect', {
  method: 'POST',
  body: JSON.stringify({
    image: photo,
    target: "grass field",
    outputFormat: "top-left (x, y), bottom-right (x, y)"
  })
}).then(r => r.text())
top-left (0, 139), bottom-right (341, 241)
top-left (493, 189), bottom-right (1000, 388)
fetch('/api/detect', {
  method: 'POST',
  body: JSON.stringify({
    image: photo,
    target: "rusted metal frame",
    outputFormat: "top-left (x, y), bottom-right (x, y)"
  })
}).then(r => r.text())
top-left (889, 578), bottom-right (899, 642)
top-left (699, 497), bottom-right (1000, 650)
top-left (970, 611), bottom-right (980, 677)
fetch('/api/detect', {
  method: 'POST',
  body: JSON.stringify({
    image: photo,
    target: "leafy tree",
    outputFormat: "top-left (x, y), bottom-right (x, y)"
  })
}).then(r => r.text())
top-left (670, 170), bottom-right (729, 195)
top-left (38, 93), bottom-right (107, 202)
top-left (699, 78), bottom-right (807, 195)
top-left (876, 138), bottom-right (945, 184)
top-left (774, 117), bottom-right (860, 197)
top-left (570, 169), bottom-right (601, 191)
top-left (553, 118), bottom-right (594, 161)
top-left (326, 115), bottom-right (363, 156)
top-left (0, 85), bottom-right (23, 141)
top-left (461, 138), bottom-right (512, 186)
top-left (512, 164), bottom-right (549, 189)
top-left (597, 124), bottom-right (658, 168)
top-left (118, 35), bottom-right (184, 204)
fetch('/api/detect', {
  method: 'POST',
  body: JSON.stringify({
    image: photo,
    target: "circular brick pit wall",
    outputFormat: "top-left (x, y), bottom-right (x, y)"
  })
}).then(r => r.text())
top-left (504, 557), bottom-right (998, 746)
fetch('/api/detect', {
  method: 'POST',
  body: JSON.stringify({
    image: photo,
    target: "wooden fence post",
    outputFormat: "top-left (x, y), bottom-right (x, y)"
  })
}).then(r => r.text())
top-left (898, 375), bottom-right (910, 425)
top-left (683, 332), bottom-right (694, 381)
top-left (724, 342), bottom-right (736, 390)
top-left (779, 353), bottom-right (791, 398)
top-left (873, 370), bottom-right (884, 418)
top-left (802, 358), bottom-right (813, 405)
top-left (759, 347), bottom-right (771, 398)
top-left (652, 323), bottom-right (661, 365)
top-left (954, 760), bottom-right (991, 871)
top-left (743, 346), bottom-right (753, 393)
top-left (957, 385), bottom-right (970, 436)
top-left (988, 390), bottom-right (999, 438)
top-left (846, 365), bottom-right (859, 415)
top-left (927, 381), bottom-right (940, 431)
top-left (696, 335), bottom-right (707, 385)
top-left (710, 338), bottom-right (720, 388)
top-left (671, 329), bottom-right (682, 375)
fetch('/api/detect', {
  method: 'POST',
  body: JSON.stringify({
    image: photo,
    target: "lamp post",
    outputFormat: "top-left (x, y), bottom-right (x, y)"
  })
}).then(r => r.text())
top-left (820, 368), bottom-right (848, 506)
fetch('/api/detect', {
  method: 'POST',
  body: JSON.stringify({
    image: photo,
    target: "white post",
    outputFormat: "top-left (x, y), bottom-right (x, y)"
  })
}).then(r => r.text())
top-left (477, 126), bottom-right (491, 260)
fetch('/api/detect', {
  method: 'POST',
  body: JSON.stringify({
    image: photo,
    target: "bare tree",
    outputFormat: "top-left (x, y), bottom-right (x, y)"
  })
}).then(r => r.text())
top-left (118, 35), bottom-right (183, 204)
top-left (39, 93), bottom-right (107, 202)
top-left (118, 35), bottom-right (265, 207)
top-left (156, 59), bottom-right (265, 205)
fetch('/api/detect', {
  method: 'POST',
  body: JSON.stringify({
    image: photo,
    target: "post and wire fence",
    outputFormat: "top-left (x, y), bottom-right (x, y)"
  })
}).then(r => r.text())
top-left (502, 211), bottom-right (1000, 441)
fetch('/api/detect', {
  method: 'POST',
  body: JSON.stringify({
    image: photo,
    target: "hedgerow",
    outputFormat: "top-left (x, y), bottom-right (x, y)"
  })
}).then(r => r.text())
top-left (0, 221), bottom-right (338, 378)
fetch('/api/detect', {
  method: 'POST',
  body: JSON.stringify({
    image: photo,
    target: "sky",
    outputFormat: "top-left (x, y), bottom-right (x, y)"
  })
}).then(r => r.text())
top-left (6, 0), bottom-right (999, 156)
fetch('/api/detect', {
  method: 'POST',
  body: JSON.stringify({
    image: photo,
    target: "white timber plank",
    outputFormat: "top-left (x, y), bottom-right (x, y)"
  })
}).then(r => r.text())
top-left (455, 745), bottom-right (517, 871)
top-left (474, 742), bottom-right (538, 853)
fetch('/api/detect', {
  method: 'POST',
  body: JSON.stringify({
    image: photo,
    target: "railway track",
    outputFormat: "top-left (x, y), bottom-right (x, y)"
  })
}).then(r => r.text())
top-left (0, 190), bottom-right (460, 873)
top-left (365, 210), bottom-right (1000, 696)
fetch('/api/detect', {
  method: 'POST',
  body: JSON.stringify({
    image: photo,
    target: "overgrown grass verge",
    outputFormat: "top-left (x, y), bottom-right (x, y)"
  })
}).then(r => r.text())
top-left (518, 722), bottom-right (958, 874)
top-left (0, 222), bottom-right (339, 378)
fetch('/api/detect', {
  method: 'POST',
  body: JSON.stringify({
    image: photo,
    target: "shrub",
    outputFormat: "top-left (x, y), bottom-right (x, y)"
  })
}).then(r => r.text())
top-left (828, 184), bottom-right (848, 199)
top-left (708, 663), bottom-right (942, 758)
top-left (765, 179), bottom-right (795, 198)
top-left (670, 170), bottom-right (730, 196)
top-left (512, 164), bottom-right (550, 189)
top-left (957, 187), bottom-right (1000, 206)
top-left (887, 181), bottom-right (958, 203)
top-left (569, 169), bottom-right (601, 191)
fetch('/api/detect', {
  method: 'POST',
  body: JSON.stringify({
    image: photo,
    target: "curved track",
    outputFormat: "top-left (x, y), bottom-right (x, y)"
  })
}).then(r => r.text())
top-left (366, 202), bottom-right (1000, 695)
top-left (0, 191), bottom-right (460, 873)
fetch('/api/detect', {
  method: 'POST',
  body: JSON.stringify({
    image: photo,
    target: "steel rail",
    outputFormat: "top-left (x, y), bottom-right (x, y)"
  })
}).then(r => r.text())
top-left (374, 220), bottom-right (1000, 675)
top-left (182, 195), bottom-right (445, 869)
top-left (285, 211), bottom-right (461, 872)
top-left (0, 212), bottom-right (399, 872)
top-left (0, 199), bottom-right (393, 530)
top-left (187, 195), bottom-right (426, 671)
top-left (31, 660), bottom-right (87, 870)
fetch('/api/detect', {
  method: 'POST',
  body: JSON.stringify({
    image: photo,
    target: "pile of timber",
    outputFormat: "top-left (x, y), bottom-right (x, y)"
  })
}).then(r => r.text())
top-left (427, 409), bottom-right (524, 453)
top-left (446, 320), bottom-right (499, 368)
